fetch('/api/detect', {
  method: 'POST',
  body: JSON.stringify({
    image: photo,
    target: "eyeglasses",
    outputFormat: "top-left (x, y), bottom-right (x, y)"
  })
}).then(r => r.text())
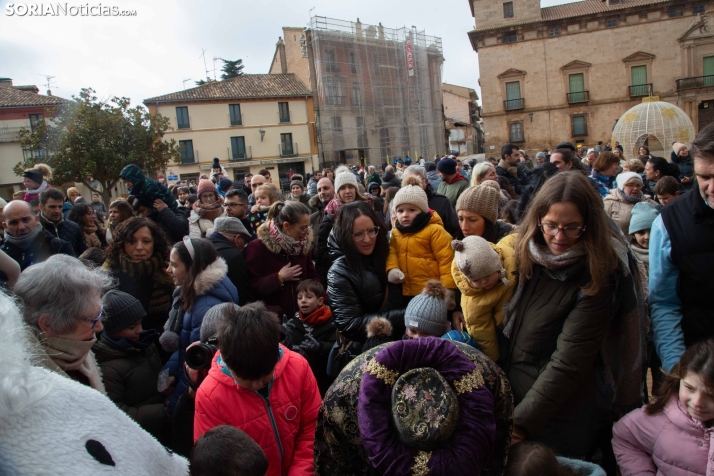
top-left (538, 222), bottom-right (586, 239)
top-left (81, 305), bottom-right (104, 330)
top-left (299, 224), bottom-right (312, 233)
top-left (352, 226), bottom-right (380, 241)
top-left (225, 202), bottom-right (247, 208)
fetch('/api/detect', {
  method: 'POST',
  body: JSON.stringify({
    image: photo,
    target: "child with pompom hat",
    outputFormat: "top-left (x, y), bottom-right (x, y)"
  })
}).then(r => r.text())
top-left (451, 233), bottom-right (518, 362)
top-left (386, 175), bottom-right (456, 297)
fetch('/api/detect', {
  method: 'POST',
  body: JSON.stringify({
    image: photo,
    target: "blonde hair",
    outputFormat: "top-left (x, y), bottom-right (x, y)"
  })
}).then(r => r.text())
top-left (471, 163), bottom-right (495, 186)
top-left (255, 184), bottom-right (282, 204)
top-left (24, 163), bottom-right (52, 180)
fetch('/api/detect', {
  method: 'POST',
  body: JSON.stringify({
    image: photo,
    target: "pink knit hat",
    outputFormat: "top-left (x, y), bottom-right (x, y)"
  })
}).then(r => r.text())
top-left (197, 179), bottom-right (217, 198)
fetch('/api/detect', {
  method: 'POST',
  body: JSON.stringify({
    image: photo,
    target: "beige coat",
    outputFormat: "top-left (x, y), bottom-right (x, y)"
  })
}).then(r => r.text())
top-left (603, 189), bottom-right (658, 236)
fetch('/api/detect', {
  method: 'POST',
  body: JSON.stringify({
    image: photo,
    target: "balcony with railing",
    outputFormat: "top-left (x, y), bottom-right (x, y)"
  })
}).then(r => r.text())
top-left (0, 126), bottom-right (23, 143)
top-left (567, 91), bottom-right (590, 104)
top-left (504, 98), bottom-right (525, 111)
top-left (629, 83), bottom-right (653, 97)
top-left (279, 111), bottom-right (291, 123)
top-left (677, 76), bottom-right (714, 91)
top-left (279, 143), bottom-right (299, 157)
top-left (230, 146), bottom-right (252, 161)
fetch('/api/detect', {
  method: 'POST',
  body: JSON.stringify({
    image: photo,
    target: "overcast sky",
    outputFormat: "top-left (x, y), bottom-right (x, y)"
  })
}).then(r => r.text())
top-left (1, 0), bottom-right (575, 108)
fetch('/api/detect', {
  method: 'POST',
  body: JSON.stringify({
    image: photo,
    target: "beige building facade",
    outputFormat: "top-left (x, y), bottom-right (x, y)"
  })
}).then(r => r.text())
top-left (469, 0), bottom-right (714, 157)
top-left (144, 74), bottom-right (318, 185)
top-left (443, 82), bottom-right (484, 154)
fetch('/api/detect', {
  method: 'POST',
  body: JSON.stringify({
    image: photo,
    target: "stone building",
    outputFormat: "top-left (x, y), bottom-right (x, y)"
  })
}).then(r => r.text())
top-left (443, 82), bottom-right (484, 155)
top-left (0, 78), bottom-right (66, 200)
top-left (270, 17), bottom-right (446, 168)
top-left (144, 74), bottom-right (319, 185)
top-left (468, 0), bottom-right (714, 157)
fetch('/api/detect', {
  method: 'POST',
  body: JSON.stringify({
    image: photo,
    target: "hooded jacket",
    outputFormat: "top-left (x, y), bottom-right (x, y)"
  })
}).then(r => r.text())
top-left (386, 211), bottom-right (456, 296)
top-left (208, 232), bottom-right (253, 306)
top-left (612, 396), bottom-right (714, 476)
top-left (194, 346), bottom-right (321, 476)
top-left (380, 171), bottom-right (401, 189)
top-left (93, 334), bottom-right (166, 439)
top-left (119, 164), bottom-right (177, 211)
top-left (515, 163), bottom-right (559, 222)
top-left (426, 169), bottom-right (443, 191)
top-left (451, 233), bottom-right (518, 362)
top-left (245, 223), bottom-right (319, 318)
top-left (425, 184), bottom-right (459, 237)
top-left (162, 258), bottom-right (239, 415)
top-left (603, 188), bottom-right (659, 237)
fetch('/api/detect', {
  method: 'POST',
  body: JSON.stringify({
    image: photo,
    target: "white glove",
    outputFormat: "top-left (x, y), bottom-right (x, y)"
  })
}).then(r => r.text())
top-left (388, 268), bottom-right (405, 284)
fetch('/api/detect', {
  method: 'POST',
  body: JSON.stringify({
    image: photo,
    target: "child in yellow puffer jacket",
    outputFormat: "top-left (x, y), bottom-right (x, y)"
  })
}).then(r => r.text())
top-left (451, 233), bottom-right (518, 362)
top-left (386, 176), bottom-right (456, 297)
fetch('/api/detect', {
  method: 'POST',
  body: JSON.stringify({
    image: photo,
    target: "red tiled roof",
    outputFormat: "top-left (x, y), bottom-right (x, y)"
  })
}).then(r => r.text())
top-left (0, 87), bottom-right (66, 108)
top-left (144, 74), bottom-right (311, 104)
top-left (542, 0), bottom-right (671, 21)
top-left (472, 0), bottom-right (672, 33)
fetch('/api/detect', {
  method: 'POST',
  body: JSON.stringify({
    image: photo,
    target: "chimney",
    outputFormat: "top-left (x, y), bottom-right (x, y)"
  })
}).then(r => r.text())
top-left (47, 90), bottom-right (52, 96)
top-left (0, 78), bottom-right (13, 89)
top-left (277, 37), bottom-right (288, 74)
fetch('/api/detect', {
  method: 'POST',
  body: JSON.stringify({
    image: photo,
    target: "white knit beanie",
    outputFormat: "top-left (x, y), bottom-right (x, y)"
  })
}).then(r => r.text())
top-left (451, 237), bottom-right (509, 285)
top-left (392, 175), bottom-right (429, 213)
top-left (334, 170), bottom-right (359, 194)
top-left (616, 171), bottom-right (643, 191)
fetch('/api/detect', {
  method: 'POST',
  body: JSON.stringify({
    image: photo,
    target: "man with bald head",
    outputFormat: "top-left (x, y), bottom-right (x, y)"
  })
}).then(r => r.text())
top-left (247, 173), bottom-right (267, 207)
top-left (1, 200), bottom-right (75, 270)
top-left (309, 177), bottom-right (335, 283)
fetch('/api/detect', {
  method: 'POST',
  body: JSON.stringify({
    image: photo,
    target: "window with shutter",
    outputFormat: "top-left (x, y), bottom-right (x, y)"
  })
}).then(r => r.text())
top-left (630, 66), bottom-right (648, 96)
top-left (230, 137), bottom-right (246, 160)
top-left (176, 107), bottom-right (190, 129)
top-left (569, 74), bottom-right (585, 103)
top-left (229, 104), bottom-right (242, 126)
top-left (704, 57), bottom-right (714, 87)
top-left (505, 81), bottom-right (522, 110)
top-left (179, 140), bottom-right (194, 164)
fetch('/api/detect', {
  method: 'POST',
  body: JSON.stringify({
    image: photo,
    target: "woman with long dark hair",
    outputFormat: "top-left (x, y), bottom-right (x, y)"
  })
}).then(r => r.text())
top-left (68, 203), bottom-right (106, 250)
top-left (327, 202), bottom-right (406, 349)
top-left (105, 199), bottom-right (135, 243)
top-left (501, 172), bottom-right (644, 458)
top-left (160, 237), bottom-right (237, 417)
top-left (103, 217), bottom-right (174, 332)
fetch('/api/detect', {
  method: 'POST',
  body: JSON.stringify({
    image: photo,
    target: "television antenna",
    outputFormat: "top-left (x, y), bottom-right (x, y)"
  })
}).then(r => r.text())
top-left (212, 56), bottom-right (220, 81)
top-left (39, 74), bottom-right (56, 94)
top-left (182, 78), bottom-right (192, 89)
top-left (199, 49), bottom-right (210, 82)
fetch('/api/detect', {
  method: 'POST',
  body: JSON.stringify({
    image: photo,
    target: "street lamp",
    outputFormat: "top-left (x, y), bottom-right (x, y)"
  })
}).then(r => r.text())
top-left (259, 128), bottom-right (266, 142)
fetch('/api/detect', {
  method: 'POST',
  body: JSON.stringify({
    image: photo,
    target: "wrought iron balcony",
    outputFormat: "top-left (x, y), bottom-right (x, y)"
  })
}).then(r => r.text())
top-left (567, 91), bottom-right (589, 104)
top-left (504, 98), bottom-right (525, 111)
top-left (676, 76), bottom-right (714, 91)
top-left (629, 83), bottom-right (653, 97)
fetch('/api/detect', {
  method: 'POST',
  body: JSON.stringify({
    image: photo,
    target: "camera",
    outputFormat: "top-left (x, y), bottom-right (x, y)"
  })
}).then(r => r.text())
top-left (185, 336), bottom-right (219, 371)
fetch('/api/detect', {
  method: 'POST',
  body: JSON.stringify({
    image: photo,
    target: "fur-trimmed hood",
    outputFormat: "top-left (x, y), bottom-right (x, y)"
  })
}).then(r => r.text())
top-left (194, 257), bottom-right (229, 296)
top-left (256, 221), bottom-right (314, 256)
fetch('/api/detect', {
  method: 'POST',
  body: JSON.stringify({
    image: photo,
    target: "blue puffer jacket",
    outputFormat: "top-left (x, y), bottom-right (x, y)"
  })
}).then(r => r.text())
top-left (163, 258), bottom-right (238, 415)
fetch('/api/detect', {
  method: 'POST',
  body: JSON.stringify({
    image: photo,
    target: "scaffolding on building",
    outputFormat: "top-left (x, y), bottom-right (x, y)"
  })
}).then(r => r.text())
top-left (309, 16), bottom-right (445, 168)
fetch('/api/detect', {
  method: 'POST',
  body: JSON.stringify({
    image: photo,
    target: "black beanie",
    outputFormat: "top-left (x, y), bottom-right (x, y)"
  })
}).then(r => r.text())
top-left (212, 158), bottom-right (221, 170)
top-left (102, 290), bottom-right (147, 335)
top-left (23, 169), bottom-right (44, 184)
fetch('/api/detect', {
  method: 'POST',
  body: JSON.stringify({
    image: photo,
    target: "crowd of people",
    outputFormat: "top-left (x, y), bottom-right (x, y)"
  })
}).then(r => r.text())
top-left (0, 125), bottom-right (712, 476)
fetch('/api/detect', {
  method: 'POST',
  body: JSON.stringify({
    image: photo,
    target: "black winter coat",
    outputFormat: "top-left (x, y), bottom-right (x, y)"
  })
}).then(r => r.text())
top-left (151, 208), bottom-right (188, 244)
top-left (1, 228), bottom-right (75, 270)
top-left (93, 335), bottom-right (167, 442)
top-left (496, 165), bottom-right (527, 195)
top-left (503, 261), bottom-right (617, 456)
top-left (284, 314), bottom-right (337, 396)
top-left (515, 163), bottom-right (559, 222)
top-left (426, 185), bottom-right (459, 237)
top-left (208, 233), bottom-right (254, 306)
top-left (381, 172), bottom-right (401, 189)
top-left (326, 240), bottom-right (406, 343)
top-left (39, 213), bottom-right (87, 256)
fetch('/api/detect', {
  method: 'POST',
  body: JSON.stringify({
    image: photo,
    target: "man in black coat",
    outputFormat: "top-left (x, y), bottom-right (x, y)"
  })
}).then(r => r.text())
top-left (39, 188), bottom-right (87, 256)
top-left (496, 143), bottom-right (527, 195)
top-left (207, 217), bottom-right (253, 306)
top-left (1, 200), bottom-right (75, 270)
top-left (380, 165), bottom-right (401, 190)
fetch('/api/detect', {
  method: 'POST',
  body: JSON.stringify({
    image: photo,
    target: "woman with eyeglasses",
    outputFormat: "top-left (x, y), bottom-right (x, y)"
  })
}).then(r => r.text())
top-left (14, 254), bottom-right (114, 393)
top-left (326, 202), bottom-right (406, 366)
top-left (500, 172), bottom-right (644, 461)
top-left (245, 201), bottom-right (319, 318)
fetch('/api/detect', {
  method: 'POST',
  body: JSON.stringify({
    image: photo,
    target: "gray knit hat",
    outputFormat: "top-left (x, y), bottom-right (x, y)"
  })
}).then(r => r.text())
top-left (213, 216), bottom-right (251, 238)
top-left (452, 237), bottom-right (509, 285)
top-left (200, 303), bottom-right (239, 342)
top-left (392, 175), bottom-right (429, 213)
top-left (404, 280), bottom-right (448, 337)
top-left (455, 185), bottom-right (499, 224)
top-left (334, 170), bottom-right (359, 194)
top-left (102, 290), bottom-right (147, 335)
top-left (629, 201), bottom-right (659, 235)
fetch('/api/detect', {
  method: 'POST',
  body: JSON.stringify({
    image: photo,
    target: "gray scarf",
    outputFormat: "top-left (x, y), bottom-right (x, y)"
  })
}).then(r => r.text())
top-left (619, 189), bottom-right (643, 204)
top-left (4, 225), bottom-right (43, 251)
top-left (502, 241), bottom-right (587, 337)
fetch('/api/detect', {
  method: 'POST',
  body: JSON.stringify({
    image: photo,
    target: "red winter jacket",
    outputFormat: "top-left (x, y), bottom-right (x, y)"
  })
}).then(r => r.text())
top-left (194, 345), bottom-right (321, 476)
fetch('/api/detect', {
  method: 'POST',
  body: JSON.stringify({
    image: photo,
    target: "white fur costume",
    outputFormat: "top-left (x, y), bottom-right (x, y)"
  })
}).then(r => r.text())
top-left (0, 293), bottom-right (189, 475)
